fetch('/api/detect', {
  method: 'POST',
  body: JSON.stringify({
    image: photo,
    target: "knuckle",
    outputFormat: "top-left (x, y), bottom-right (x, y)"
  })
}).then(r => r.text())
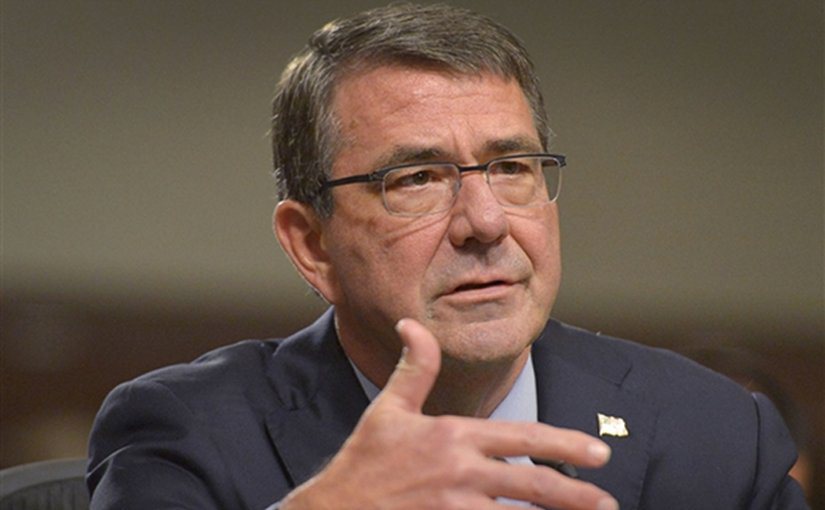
top-left (448, 456), bottom-right (482, 485)
top-left (440, 490), bottom-right (488, 510)
top-left (430, 415), bottom-right (467, 444)
top-left (523, 428), bottom-right (541, 449)
top-left (429, 489), bottom-right (464, 510)
top-left (524, 472), bottom-right (547, 501)
top-left (514, 425), bottom-right (541, 451)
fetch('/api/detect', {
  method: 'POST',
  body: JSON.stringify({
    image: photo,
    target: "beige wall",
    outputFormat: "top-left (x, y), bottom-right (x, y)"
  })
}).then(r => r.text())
top-left (4, 1), bottom-right (822, 339)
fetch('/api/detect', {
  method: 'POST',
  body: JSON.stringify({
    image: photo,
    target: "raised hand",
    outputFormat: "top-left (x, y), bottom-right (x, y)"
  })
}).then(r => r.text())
top-left (280, 319), bottom-right (618, 510)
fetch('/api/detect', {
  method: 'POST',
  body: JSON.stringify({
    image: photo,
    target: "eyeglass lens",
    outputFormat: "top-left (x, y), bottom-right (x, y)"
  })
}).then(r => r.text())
top-left (382, 156), bottom-right (561, 216)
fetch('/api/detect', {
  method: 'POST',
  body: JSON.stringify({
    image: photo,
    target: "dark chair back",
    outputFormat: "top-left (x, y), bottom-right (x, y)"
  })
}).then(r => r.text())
top-left (0, 458), bottom-right (88, 510)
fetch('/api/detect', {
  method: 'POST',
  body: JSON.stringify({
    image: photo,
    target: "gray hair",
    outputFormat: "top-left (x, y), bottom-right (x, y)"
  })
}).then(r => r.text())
top-left (271, 3), bottom-right (550, 217)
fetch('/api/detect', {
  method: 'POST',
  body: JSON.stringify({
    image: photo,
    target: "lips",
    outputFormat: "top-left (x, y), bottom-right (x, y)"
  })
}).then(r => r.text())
top-left (452, 280), bottom-right (509, 293)
top-left (442, 275), bottom-right (519, 297)
top-left (434, 255), bottom-right (531, 299)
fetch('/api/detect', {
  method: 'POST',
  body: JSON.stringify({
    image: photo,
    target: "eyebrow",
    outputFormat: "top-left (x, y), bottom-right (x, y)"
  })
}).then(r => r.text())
top-left (376, 146), bottom-right (447, 169)
top-left (374, 135), bottom-right (543, 170)
top-left (483, 135), bottom-right (543, 155)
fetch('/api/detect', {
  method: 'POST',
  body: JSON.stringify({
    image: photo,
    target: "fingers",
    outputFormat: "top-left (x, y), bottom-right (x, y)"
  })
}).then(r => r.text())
top-left (468, 420), bottom-right (612, 469)
top-left (379, 318), bottom-right (442, 413)
top-left (352, 319), bottom-right (619, 510)
top-left (479, 459), bottom-right (618, 510)
top-left (380, 319), bottom-right (610, 469)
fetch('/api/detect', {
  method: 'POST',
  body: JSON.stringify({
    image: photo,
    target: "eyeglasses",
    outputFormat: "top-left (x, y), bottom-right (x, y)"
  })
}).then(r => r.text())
top-left (321, 153), bottom-right (566, 217)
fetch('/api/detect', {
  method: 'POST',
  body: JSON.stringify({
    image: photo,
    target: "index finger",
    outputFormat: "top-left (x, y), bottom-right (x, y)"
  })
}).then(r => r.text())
top-left (464, 419), bottom-right (612, 469)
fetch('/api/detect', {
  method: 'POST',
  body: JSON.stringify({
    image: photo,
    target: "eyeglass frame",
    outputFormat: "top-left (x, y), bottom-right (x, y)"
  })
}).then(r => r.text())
top-left (320, 152), bottom-right (567, 216)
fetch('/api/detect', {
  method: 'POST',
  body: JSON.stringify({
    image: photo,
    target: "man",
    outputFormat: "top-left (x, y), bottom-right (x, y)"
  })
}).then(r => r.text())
top-left (87, 4), bottom-right (808, 509)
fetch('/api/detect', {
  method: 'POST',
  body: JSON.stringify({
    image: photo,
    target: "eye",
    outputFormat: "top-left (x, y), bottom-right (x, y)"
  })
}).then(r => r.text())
top-left (494, 159), bottom-right (532, 175)
top-left (403, 170), bottom-right (432, 186)
top-left (385, 167), bottom-right (446, 190)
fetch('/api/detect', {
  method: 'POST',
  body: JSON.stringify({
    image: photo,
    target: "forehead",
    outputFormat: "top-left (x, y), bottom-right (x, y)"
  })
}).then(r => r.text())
top-left (329, 66), bottom-right (539, 170)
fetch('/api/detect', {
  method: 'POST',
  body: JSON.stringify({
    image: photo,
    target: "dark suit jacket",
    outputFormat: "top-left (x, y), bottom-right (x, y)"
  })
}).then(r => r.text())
top-left (87, 309), bottom-right (808, 509)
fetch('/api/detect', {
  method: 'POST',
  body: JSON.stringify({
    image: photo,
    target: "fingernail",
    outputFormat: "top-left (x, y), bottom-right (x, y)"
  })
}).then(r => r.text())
top-left (588, 442), bottom-right (611, 463)
top-left (597, 497), bottom-right (619, 510)
top-left (394, 319), bottom-right (407, 333)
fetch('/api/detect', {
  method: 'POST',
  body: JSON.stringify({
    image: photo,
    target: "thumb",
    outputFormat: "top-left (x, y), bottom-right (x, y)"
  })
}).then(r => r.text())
top-left (379, 318), bottom-right (442, 413)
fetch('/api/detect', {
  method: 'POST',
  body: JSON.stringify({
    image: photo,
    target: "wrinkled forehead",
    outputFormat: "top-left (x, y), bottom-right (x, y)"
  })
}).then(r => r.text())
top-left (327, 65), bottom-right (541, 180)
top-left (327, 62), bottom-right (539, 148)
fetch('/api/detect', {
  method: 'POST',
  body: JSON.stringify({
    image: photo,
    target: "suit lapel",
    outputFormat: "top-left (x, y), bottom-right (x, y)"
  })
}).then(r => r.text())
top-left (533, 321), bottom-right (656, 510)
top-left (263, 310), bottom-right (370, 487)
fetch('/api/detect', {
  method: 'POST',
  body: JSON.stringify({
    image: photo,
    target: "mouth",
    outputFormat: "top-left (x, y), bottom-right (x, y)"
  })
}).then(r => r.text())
top-left (442, 276), bottom-right (521, 300)
top-left (434, 275), bottom-right (524, 310)
top-left (451, 280), bottom-right (510, 293)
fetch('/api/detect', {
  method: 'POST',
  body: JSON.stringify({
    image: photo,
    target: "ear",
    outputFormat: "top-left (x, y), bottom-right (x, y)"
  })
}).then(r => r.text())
top-left (273, 200), bottom-right (339, 303)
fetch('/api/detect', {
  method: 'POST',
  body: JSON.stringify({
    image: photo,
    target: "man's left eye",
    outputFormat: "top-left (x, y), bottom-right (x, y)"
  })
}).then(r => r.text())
top-left (408, 170), bottom-right (432, 185)
top-left (496, 160), bottom-right (529, 175)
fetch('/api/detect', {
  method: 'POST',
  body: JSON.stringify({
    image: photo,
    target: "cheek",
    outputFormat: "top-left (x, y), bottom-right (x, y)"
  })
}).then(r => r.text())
top-left (369, 213), bottom-right (449, 274)
top-left (329, 213), bottom-right (445, 299)
top-left (534, 223), bottom-right (561, 272)
top-left (380, 229), bottom-right (445, 293)
top-left (511, 207), bottom-right (561, 282)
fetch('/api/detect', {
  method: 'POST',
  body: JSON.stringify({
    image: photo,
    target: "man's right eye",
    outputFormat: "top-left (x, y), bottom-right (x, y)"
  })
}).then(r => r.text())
top-left (388, 169), bottom-right (436, 188)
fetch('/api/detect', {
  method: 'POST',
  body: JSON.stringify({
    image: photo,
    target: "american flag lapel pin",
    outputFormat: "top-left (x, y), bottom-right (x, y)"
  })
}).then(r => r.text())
top-left (597, 413), bottom-right (629, 437)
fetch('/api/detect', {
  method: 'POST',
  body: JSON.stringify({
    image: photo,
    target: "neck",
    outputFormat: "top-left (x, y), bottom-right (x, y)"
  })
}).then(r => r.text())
top-left (422, 353), bottom-right (529, 417)
top-left (338, 323), bottom-right (529, 417)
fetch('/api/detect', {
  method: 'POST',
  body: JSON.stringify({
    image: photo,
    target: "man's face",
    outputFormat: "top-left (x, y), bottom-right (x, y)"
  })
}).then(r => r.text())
top-left (318, 66), bottom-right (561, 370)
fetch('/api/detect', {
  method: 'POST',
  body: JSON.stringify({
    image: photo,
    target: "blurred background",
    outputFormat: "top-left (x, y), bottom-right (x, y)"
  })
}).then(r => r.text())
top-left (2, 0), bottom-right (822, 506)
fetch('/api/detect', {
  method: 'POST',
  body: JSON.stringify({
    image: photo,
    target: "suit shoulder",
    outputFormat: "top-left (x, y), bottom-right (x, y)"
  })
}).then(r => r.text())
top-left (99, 310), bottom-right (337, 418)
top-left (108, 339), bottom-right (283, 410)
top-left (542, 320), bottom-right (751, 407)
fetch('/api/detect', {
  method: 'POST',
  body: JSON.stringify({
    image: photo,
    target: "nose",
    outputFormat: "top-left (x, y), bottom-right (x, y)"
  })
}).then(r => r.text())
top-left (447, 173), bottom-right (509, 247)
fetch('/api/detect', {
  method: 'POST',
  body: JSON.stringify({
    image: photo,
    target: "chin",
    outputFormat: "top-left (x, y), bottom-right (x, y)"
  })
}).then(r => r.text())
top-left (435, 315), bottom-right (540, 366)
